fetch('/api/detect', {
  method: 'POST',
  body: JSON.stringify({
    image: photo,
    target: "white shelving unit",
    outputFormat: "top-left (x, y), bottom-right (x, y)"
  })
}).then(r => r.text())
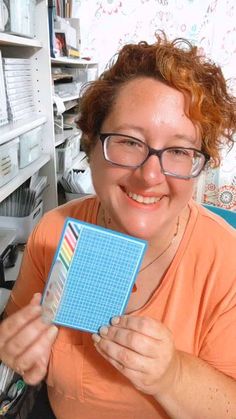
top-left (0, 1), bottom-right (57, 212)
top-left (0, 2), bottom-right (98, 211)
top-left (0, 2), bottom-right (99, 294)
top-left (51, 55), bottom-right (98, 178)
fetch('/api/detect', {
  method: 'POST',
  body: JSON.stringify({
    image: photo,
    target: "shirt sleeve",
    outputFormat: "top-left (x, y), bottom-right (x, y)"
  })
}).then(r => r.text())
top-left (5, 214), bottom-right (57, 316)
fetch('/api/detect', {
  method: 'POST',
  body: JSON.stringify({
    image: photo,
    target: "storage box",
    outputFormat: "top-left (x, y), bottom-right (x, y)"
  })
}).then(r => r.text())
top-left (0, 138), bottom-right (19, 187)
top-left (19, 125), bottom-right (43, 168)
top-left (0, 201), bottom-right (43, 244)
top-left (6, 0), bottom-right (36, 38)
top-left (56, 143), bottom-right (73, 174)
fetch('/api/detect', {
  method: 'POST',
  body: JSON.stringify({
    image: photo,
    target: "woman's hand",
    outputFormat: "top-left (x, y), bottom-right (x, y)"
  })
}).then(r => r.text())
top-left (92, 315), bottom-right (180, 396)
top-left (0, 293), bottom-right (58, 385)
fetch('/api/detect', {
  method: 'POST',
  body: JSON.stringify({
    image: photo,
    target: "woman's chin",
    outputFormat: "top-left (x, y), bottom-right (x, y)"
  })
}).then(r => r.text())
top-left (119, 222), bottom-right (156, 240)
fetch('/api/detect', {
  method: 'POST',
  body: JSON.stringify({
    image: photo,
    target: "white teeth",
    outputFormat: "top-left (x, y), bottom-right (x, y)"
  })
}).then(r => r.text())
top-left (127, 192), bottom-right (161, 204)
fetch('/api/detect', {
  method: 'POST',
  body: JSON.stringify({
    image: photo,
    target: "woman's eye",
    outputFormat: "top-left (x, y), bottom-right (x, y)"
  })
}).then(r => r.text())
top-left (125, 140), bottom-right (138, 146)
top-left (169, 148), bottom-right (190, 156)
top-left (120, 139), bottom-right (142, 148)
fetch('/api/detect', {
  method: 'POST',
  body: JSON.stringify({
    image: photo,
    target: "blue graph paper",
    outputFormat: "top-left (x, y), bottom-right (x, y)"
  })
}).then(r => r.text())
top-left (42, 218), bottom-right (147, 333)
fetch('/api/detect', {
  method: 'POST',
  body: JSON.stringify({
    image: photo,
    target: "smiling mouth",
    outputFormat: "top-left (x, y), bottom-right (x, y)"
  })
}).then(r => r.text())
top-left (127, 191), bottom-right (162, 204)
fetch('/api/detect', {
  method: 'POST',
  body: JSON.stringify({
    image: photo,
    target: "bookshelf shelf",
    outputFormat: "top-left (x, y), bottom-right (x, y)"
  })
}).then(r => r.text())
top-left (0, 154), bottom-right (51, 203)
top-left (0, 33), bottom-right (42, 48)
top-left (51, 57), bottom-right (98, 66)
top-left (0, 115), bottom-right (47, 146)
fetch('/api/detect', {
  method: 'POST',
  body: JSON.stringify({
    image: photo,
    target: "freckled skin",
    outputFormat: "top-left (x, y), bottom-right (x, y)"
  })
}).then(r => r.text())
top-left (90, 77), bottom-right (200, 244)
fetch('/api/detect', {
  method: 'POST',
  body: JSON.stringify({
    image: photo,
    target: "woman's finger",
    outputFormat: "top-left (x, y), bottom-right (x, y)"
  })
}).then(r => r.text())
top-left (29, 293), bottom-right (42, 306)
top-left (0, 303), bottom-right (42, 349)
top-left (2, 316), bottom-right (53, 362)
top-left (94, 340), bottom-right (148, 388)
top-left (13, 325), bottom-right (58, 385)
top-left (98, 325), bottom-right (160, 358)
top-left (21, 361), bottom-right (48, 386)
top-left (111, 315), bottom-right (171, 340)
top-left (93, 334), bottom-right (149, 372)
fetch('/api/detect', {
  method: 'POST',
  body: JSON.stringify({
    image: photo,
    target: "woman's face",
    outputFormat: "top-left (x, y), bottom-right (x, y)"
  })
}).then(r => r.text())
top-left (89, 77), bottom-right (201, 241)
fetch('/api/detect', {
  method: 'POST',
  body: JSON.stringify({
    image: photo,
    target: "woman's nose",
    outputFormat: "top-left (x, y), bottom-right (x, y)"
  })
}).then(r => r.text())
top-left (136, 154), bottom-right (166, 185)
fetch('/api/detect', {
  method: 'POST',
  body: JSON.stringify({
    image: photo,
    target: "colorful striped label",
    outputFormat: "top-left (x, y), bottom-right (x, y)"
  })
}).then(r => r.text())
top-left (41, 221), bottom-right (81, 323)
top-left (59, 222), bottom-right (80, 271)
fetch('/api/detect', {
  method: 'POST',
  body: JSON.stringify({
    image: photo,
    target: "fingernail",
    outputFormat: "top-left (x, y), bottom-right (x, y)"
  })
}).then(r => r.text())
top-left (111, 316), bottom-right (120, 325)
top-left (99, 326), bottom-right (108, 336)
top-left (48, 325), bottom-right (58, 339)
top-left (31, 293), bottom-right (41, 302)
top-left (92, 333), bottom-right (101, 343)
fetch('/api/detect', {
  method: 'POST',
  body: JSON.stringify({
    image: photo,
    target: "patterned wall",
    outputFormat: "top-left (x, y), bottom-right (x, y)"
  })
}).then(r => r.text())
top-left (74, 0), bottom-right (236, 210)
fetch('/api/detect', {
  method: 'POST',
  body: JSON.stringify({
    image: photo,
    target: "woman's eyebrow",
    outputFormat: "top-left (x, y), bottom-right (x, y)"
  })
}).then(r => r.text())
top-left (173, 133), bottom-right (198, 144)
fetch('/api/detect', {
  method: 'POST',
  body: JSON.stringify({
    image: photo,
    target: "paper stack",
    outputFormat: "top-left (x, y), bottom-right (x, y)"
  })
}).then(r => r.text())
top-left (0, 51), bottom-right (8, 127)
top-left (3, 58), bottom-right (35, 122)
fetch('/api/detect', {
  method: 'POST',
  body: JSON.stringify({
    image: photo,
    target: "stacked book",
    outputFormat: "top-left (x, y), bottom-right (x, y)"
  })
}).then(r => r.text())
top-left (3, 58), bottom-right (35, 122)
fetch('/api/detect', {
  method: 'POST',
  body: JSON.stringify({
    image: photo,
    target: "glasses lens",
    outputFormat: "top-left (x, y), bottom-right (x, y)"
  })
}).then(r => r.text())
top-left (162, 148), bottom-right (206, 177)
top-left (104, 135), bottom-right (148, 167)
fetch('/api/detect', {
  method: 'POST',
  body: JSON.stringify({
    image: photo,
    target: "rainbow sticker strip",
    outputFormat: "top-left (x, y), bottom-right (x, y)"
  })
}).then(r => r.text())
top-left (41, 218), bottom-right (147, 333)
top-left (41, 221), bottom-right (81, 323)
top-left (59, 221), bottom-right (80, 271)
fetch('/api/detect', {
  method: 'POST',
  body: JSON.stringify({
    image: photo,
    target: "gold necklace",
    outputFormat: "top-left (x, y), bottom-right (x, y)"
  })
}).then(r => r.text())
top-left (101, 206), bottom-right (180, 275)
top-left (139, 216), bottom-right (180, 273)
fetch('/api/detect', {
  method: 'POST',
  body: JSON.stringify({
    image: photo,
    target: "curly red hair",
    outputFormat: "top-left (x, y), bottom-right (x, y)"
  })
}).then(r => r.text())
top-left (77, 32), bottom-right (236, 166)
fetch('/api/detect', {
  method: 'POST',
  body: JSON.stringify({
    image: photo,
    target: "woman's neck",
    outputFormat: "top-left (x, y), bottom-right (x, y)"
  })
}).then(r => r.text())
top-left (97, 203), bottom-right (190, 260)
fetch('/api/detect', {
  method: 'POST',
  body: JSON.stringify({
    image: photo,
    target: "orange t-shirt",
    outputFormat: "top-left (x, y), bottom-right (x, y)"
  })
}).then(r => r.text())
top-left (6, 197), bottom-right (236, 419)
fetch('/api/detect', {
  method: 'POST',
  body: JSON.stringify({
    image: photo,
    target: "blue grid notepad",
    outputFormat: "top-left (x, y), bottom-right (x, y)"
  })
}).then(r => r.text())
top-left (41, 218), bottom-right (147, 333)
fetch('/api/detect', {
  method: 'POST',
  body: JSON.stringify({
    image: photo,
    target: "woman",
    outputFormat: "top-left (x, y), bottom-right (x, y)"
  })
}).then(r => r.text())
top-left (1, 33), bottom-right (236, 418)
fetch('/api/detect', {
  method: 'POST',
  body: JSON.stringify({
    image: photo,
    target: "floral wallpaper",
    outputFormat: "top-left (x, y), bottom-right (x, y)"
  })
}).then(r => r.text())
top-left (74, 0), bottom-right (236, 210)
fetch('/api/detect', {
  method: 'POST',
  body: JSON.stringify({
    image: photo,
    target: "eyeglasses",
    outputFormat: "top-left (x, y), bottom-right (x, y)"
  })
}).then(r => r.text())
top-left (99, 133), bottom-right (210, 179)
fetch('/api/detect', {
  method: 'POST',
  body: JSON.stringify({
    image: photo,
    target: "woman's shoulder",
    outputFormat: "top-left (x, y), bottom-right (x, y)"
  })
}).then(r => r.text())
top-left (28, 195), bottom-right (99, 247)
top-left (190, 200), bottom-right (236, 242)
top-left (183, 201), bottom-right (236, 301)
top-left (42, 195), bottom-right (99, 224)
top-left (181, 200), bottom-right (236, 273)
top-left (184, 201), bottom-right (236, 284)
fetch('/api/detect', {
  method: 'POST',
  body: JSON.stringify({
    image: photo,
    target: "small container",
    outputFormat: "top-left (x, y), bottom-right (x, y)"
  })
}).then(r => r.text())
top-left (0, 138), bottom-right (19, 187)
top-left (0, 201), bottom-right (43, 244)
top-left (8, 0), bottom-right (36, 38)
top-left (19, 125), bottom-right (43, 168)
